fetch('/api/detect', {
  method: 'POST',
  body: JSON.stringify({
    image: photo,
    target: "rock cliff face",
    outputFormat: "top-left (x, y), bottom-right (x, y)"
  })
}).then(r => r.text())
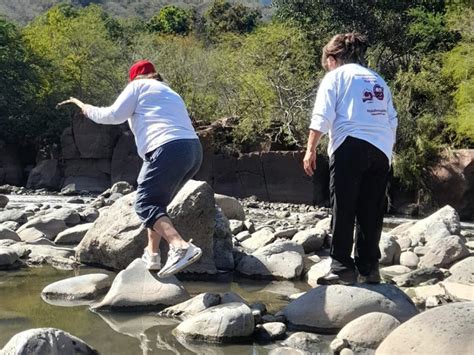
top-left (0, 141), bottom-right (23, 186)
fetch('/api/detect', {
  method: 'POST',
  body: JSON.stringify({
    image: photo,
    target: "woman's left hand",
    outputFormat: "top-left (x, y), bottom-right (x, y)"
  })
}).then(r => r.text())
top-left (303, 150), bottom-right (317, 177)
top-left (56, 97), bottom-right (86, 111)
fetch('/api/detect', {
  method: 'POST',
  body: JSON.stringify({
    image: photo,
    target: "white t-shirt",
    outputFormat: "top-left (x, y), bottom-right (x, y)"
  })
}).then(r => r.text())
top-left (83, 79), bottom-right (198, 159)
top-left (310, 63), bottom-right (397, 161)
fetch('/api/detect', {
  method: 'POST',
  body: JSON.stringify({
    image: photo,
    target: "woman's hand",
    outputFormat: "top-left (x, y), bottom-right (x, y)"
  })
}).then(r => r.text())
top-left (56, 97), bottom-right (86, 111)
top-left (303, 150), bottom-right (317, 176)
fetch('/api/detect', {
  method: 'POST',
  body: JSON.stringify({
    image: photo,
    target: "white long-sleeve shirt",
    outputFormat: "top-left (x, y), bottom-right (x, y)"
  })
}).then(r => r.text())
top-left (83, 79), bottom-right (198, 159)
top-left (310, 63), bottom-right (398, 161)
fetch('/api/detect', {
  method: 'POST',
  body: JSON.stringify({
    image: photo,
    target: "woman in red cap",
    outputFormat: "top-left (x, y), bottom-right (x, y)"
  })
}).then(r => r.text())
top-left (59, 60), bottom-right (203, 278)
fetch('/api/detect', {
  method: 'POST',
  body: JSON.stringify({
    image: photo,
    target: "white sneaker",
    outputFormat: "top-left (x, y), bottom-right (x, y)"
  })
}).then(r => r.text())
top-left (158, 240), bottom-right (202, 278)
top-left (141, 248), bottom-right (161, 271)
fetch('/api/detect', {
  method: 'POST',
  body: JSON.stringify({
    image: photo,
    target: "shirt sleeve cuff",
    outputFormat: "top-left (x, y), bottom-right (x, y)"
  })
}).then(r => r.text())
top-left (309, 115), bottom-right (329, 134)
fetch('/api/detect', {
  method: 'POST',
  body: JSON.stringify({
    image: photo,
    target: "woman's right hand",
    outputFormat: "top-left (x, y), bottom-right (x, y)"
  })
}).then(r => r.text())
top-left (56, 97), bottom-right (85, 111)
top-left (303, 150), bottom-right (317, 177)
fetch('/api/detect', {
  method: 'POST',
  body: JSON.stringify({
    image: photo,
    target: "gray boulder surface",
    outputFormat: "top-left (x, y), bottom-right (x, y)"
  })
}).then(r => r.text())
top-left (0, 194), bottom-right (8, 208)
top-left (77, 180), bottom-right (217, 273)
top-left (54, 223), bottom-right (93, 244)
top-left (0, 246), bottom-right (20, 269)
top-left (379, 233), bottom-right (401, 265)
top-left (241, 227), bottom-right (276, 252)
top-left (158, 293), bottom-right (221, 320)
top-left (292, 228), bottom-right (325, 253)
top-left (280, 284), bottom-right (418, 333)
top-left (446, 256), bottom-right (474, 285)
top-left (0, 225), bottom-right (20, 241)
top-left (392, 267), bottom-right (445, 287)
top-left (419, 235), bottom-right (469, 268)
top-left (376, 302), bottom-right (474, 355)
top-left (0, 328), bottom-right (98, 355)
top-left (92, 258), bottom-right (189, 310)
top-left (0, 209), bottom-right (27, 224)
top-left (214, 194), bottom-right (245, 220)
top-left (174, 302), bottom-right (254, 343)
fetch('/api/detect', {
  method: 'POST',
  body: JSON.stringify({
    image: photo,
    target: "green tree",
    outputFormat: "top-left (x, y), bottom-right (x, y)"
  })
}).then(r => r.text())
top-left (147, 5), bottom-right (191, 35)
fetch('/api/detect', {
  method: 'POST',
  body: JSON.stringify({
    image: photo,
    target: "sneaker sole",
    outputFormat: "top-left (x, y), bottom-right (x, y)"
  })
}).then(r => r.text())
top-left (158, 248), bottom-right (202, 278)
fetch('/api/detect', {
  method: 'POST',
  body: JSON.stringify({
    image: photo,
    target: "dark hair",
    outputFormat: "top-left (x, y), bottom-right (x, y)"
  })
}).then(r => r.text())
top-left (134, 72), bottom-right (164, 82)
top-left (321, 32), bottom-right (368, 70)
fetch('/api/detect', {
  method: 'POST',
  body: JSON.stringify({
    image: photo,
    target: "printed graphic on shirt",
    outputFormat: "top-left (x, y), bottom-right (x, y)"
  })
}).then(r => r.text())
top-left (373, 84), bottom-right (384, 100)
top-left (361, 82), bottom-right (387, 116)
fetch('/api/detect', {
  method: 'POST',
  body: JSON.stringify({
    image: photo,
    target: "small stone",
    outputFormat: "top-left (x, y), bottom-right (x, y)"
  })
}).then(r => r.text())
top-left (41, 273), bottom-right (112, 301)
top-left (110, 181), bottom-right (134, 195)
top-left (229, 219), bottom-right (244, 234)
top-left (274, 227), bottom-right (298, 239)
top-left (379, 233), bottom-right (401, 265)
top-left (54, 223), bottom-right (93, 244)
top-left (282, 332), bottom-right (322, 352)
top-left (292, 228), bottom-right (326, 253)
top-left (241, 228), bottom-right (276, 251)
top-left (256, 322), bottom-right (286, 341)
top-left (380, 265), bottom-right (412, 281)
top-left (0, 225), bottom-right (20, 241)
top-left (235, 230), bottom-right (251, 242)
top-left (330, 338), bottom-right (348, 352)
top-left (400, 251), bottom-right (419, 269)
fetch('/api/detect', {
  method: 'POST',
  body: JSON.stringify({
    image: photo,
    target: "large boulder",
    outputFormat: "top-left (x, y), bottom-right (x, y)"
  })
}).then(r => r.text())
top-left (393, 205), bottom-right (461, 246)
top-left (76, 180), bottom-right (217, 273)
top-left (430, 149), bottom-right (474, 220)
top-left (62, 159), bottom-right (111, 193)
top-left (92, 258), bottom-right (189, 310)
top-left (26, 159), bottom-right (61, 190)
top-left (111, 132), bottom-right (141, 185)
top-left (174, 302), bottom-right (254, 343)
top-left (419, 235), bottom-right (469, 268)
top-left (305, 258), bottom-right (332, 287)
top-left (376, 302), bottom-right (474, 355)
top-left (0, 328), bottom-right (98, 354)
top-left (0, 209), bottom-right (27, 224)
top-left (41, 273), bottom-right (112, 301)
top-left (17, 215), bottom-right (68, 241)
top-left (214, 194), bottom-right (245, 220)
top-left (391, 267), bottom-right (445, 287)
top-left (332, 312), bottom-right (400, 351)
top-left (236, 240), bottom-right (304, 280)
top-left (0, 141), bottom-right (23, 186)
top-left (280, 284), bottom-right (418, 333)
top-left (446, 256), bottom-right (474, 285)
top-left (0, 246), bottom-right (20, 269)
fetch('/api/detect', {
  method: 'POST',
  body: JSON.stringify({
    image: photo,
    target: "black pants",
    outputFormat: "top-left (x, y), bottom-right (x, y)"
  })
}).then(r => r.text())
top-left (329, 136), bottom-right (389, 275)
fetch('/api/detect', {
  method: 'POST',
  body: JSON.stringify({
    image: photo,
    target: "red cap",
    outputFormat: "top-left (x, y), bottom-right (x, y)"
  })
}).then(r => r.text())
top-left (129, 60), bottom-right (156, 81)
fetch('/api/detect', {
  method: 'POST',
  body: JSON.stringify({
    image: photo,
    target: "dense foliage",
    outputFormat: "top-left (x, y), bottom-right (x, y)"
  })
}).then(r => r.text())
top-left (0, 0), bottom-right (472, 192)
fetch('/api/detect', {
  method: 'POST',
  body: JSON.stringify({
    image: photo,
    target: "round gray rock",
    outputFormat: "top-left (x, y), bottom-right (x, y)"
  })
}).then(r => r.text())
top-left (174, 302), bottom-right (254, 343)
top-left (280, 284), bottom-right (418, 333)
top-left (292, 228), bottom-right (325, 253)
top-left (41, 273), bottom-right (112, 301)
top-left (54, 223), bottom-right (93, 244)
top-left (214, 194), bottom-right (245, 220)
top-left (419, 235), bottom-right (469, 268)
top-left (376, 302), bottom-right (474, 355)
top-left (335, 312), bottom-right (400, 350)
top-left (256, 322), bottom-right (286, 341)
top-left (0, 225), bottom-right (20, 241)
top-left (158, 292), bottom-right (221, 320)
top-left (0, 328), bottom-right (98, 354)
top-left (379, 233), bottom-right (401, 265)
top-left (0, 246), bottom-right (19, 268)
top-left (400, 251), bottom-right (419, 269)
top-left (282, 332), bottom-right (322, 352)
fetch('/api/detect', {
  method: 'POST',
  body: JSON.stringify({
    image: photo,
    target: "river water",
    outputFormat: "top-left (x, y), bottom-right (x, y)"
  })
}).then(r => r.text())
top-left (1, 193), bottom-right (472, 354)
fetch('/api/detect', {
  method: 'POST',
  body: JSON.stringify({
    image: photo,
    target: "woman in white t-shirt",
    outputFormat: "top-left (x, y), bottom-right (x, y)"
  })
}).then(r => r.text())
top-left (303, 33), bottom-right (398, 285)
top-left (58, 60), bottom-right (203, 278)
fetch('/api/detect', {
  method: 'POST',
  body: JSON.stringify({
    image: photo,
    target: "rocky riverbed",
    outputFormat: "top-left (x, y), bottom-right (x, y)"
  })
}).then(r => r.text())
top-left (0, 181), bottom-right (473, 354)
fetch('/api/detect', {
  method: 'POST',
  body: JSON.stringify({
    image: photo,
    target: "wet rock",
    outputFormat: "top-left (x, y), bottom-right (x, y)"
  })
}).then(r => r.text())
top-left (446, 256), bottom-right (474, 285)
top-left (0, 194), bottom-right (8, 208)
top-left (280, 284), bottom-right (418, 333)
top-left (379, 233), bottom-right (401, 265)
top-left (292, 228), bottom-right (325, 253)
top-left (174, 302), bottom-right (254, 343)
top-left (305, 258), bottom-right (331, 287)
top-left (0, 225), bottom-right (20, 241)
top-left (419, 235), bottom-right (469, 268)
top-left (41, 273), bottom-right (112, 301)
top-left (241, 227), bottom-right (276, 252)
top-left (77, 180), bottom-right (217, 273)
top-left (0, 328), bottom-right (98, 354)
top-left (282, 332), bottom-right (323, 353)
top-left (215, 194), bottom-right (245, 221)
top-left (376, 302), bottom-right (473, 355)
top-left (399, 251), bottom-right (419, 269)
top-left (158, 293), bottom-right (221, 320)
top-left (392, 267), bottom-right (445, 287)
top-left (255, 322), bottom-right (286, 341)
top-left (236, 240), bottom-right (304, 280)
top-left (0, 209), bottom-right (27, 224)
top-left (92, 259), bottom-right (189, 311)
top-left (333, 312), bottom-right (400, 351)
top-left (0, 246), bottom-right (20, 269)
top-left (54, 223), bottom-right (93, 244)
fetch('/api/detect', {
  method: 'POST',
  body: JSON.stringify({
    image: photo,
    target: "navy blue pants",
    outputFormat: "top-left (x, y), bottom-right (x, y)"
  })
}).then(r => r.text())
top-left (329, 136), bottom-right (390, 274)
top-left (135, 139), bottom-right (202, 229)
